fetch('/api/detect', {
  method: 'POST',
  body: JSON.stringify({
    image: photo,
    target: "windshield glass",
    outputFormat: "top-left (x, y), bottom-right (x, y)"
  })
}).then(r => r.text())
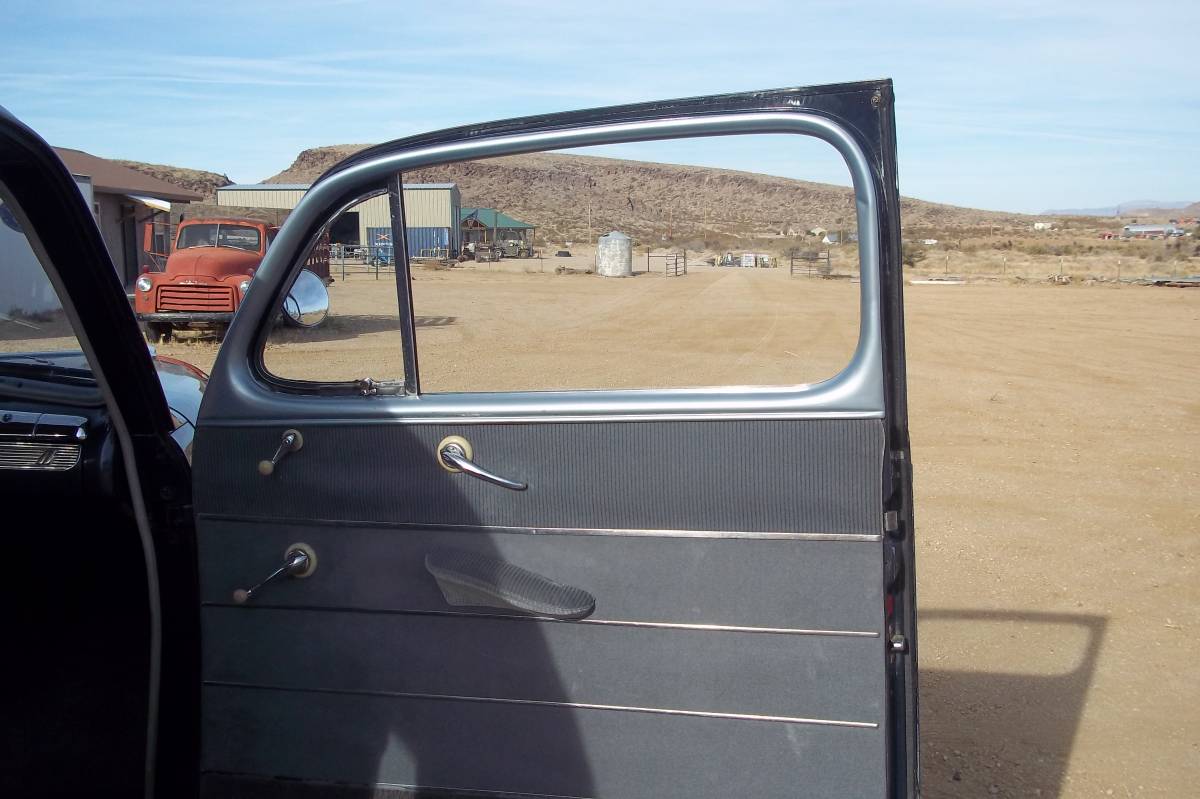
top-left (0, 184), bottom-right (92, 376)
top-left (177, 223), bottom-right (261, 252)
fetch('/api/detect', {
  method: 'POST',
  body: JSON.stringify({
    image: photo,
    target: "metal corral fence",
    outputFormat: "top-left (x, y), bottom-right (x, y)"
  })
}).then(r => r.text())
top-left (644, 249), bottom-right (688, 276)
top-left (789, 250), bottom-right (832, 278)
top-left (330, 243), bottom-right (396, 280)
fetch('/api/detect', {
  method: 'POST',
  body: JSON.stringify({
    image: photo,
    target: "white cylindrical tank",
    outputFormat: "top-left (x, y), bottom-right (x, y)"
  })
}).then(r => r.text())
top-left (596, 231), bottom-right (633, 277)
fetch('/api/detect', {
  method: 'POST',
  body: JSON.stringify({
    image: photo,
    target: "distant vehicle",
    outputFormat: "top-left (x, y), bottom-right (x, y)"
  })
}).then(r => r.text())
top-left (134, 217), bottom-right (329, 340)
top-left (500, 238), bottom-right (533, 258)
top-left (718, 252), bottom-right (772, 267)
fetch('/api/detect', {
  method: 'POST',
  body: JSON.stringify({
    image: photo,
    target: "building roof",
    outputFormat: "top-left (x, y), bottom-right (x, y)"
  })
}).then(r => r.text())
top-left (52, 147), bottom-right (203, 202)
top-left (460, 207), bottom-right (534, 229)
top-left (1123, 223), bottom-right (1178, 232)
top-left (219, 182), bottom-right (458, 191)
top-left (221, 183), bottom-right (312, 191)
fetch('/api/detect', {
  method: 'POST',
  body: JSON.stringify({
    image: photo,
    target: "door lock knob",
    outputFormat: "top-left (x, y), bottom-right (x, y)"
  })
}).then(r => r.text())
top-left (258, 429), bottom-right (303, 476)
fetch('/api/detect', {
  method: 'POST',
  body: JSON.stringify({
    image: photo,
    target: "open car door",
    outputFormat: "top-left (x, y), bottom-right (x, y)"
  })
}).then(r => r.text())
top-left (0, 108), bottom-right (197, 799)
top-left (193, 80), bottom-right (918, 798)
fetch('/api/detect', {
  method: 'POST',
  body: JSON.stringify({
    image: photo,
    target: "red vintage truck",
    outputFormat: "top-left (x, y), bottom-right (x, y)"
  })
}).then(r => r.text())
top-left (135, 217), bottom-right (329, 340)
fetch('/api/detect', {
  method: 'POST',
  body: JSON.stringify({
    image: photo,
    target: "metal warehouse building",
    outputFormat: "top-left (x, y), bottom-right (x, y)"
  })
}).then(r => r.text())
top-left (216, 182), bottom-right (461, 257)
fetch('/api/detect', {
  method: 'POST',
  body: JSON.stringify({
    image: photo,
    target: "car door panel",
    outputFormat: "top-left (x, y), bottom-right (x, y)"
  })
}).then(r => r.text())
top-left (194, 419), bottom-right (884, 533)
top-left (202, 689), bottom-right (885, 798)
top-left (193, 81), bottom-right (915, 799)
top-left (195, 416), bottom-right (887, 797)
top-left (204, 608), bottom-right (882, 721)
top-left (198, 520), bottom-right (884, 630)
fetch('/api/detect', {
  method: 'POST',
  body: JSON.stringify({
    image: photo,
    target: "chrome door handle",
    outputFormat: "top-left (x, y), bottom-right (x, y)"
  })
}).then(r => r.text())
top-left (438, 437), bottom-right (527, 491)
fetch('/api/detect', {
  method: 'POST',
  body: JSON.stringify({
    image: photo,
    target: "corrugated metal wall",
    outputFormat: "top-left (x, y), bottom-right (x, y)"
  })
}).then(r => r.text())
top-left (216, 188), bottom-right (308, 209)
top-left (406, 227), bottom-right (451, 256)
top-left (217, 185), bottom-right (460, 252)
top-left (367, 225), bottom-right (452, 258)
top-left (352, 196), bottom-right (390, 246)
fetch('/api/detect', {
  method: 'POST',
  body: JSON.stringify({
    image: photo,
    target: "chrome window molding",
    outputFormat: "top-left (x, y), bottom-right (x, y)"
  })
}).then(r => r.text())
top-left (195, 514), bottom-right (884, 541)
top-left (203, 681), bottom-right (880, 729)
top-left (215, 112), bottom-right (884, 423)
top-left (201, 605), bottom-right (881, 639)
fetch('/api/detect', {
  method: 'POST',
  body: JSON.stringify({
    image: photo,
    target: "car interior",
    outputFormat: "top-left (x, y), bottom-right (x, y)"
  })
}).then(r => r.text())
top-left (2, 124), bottom-right (192, 796)
top-left (2, 392), bottom-right (151, 796)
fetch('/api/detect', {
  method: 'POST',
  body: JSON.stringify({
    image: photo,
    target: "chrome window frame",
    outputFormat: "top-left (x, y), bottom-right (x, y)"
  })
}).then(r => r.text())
top-left (222, 111), bottom-right (884, 422)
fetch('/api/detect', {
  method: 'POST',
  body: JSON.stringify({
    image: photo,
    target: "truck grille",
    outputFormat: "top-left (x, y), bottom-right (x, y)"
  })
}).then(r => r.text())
top-left (0, 441), bottom-right (81, 471)
top-left (158, 284), bottom-right (235, 312)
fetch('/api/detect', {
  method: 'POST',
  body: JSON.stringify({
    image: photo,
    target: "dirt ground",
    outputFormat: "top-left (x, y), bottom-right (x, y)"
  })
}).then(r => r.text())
top-left (4, 260), bottom-right (1197, 796)
top-left (157, 263), bottom-right (1200, 797)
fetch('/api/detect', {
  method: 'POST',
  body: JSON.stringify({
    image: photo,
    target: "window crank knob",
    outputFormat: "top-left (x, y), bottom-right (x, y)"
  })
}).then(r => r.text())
top-left (258, 429), bottom-right (304, 476)
top-left (233, 543), bottom-right (318, 604)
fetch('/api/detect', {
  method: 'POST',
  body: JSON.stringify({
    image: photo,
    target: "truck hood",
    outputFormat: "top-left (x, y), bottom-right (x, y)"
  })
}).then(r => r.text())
top-left (165, 247), bottom-right (260, 278)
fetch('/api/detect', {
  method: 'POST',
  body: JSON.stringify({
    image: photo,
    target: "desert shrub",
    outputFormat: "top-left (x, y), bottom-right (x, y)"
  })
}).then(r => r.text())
top-left (902, 244), bottom-right (927, 266)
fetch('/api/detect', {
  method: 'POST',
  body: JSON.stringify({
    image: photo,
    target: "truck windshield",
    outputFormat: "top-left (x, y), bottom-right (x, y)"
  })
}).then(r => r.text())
top-left (177, 223), bottom-right (261, 252)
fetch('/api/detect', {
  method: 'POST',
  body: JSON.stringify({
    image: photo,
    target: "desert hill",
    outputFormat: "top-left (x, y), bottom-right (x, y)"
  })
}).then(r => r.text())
top-left (116, 160), bottom-right (233, 201)
top-left (265, 145), bottom-right (1037, 242)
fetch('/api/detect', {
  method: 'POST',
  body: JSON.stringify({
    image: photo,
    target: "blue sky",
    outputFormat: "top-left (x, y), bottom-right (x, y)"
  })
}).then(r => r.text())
top-left (0, 0), bottom-right (1193, 213)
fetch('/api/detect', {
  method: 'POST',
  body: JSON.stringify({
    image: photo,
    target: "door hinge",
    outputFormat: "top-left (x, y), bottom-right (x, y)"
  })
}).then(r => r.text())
top-left (884, 510), bottom-right (900, 535)
top-left (889, 633), bottom-right (908, 654)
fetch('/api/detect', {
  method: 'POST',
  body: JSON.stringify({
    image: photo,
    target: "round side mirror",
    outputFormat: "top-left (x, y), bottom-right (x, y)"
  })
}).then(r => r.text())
top-left (282, 269), bottom-right (330, 328)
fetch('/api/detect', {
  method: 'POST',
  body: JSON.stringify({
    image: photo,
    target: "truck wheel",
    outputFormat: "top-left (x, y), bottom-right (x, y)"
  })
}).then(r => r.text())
top-left (143, 322), bottom-right (172, 342)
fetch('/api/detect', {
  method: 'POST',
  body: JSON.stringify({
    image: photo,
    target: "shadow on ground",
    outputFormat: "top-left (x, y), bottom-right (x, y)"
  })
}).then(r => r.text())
top-left (919, 610), bottom-right (1107, 798)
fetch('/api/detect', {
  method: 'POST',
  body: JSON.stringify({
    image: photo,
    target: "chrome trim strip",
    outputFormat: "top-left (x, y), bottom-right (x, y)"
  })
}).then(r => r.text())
top-left (197, 513), bottom-right (882, 541)
top-left (202, 604), bottom-right (880, 638)
top-left (549, 616), bottom-right (879, 638)
top-left (204, 681), bottom-right (879, 729)
top-left (203, 409), bottom-right (886, 426)
top-left (367, 781), bottom-right (590, 799)
top-left (202, 773), bottom-right (593, 799)
top-left (210, 111), bottom-right (884, 424)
